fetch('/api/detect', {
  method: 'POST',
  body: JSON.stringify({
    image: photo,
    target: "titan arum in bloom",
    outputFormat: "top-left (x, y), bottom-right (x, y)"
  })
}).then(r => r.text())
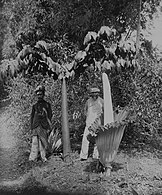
top-left (0, 25), bottom-right (138, 161)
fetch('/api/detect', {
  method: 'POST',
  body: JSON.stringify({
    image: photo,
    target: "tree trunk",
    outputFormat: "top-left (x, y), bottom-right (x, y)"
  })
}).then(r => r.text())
top-left (61, 77), bottom-right (71, 162)
top-left (136, 0), bottom-right (142, 66)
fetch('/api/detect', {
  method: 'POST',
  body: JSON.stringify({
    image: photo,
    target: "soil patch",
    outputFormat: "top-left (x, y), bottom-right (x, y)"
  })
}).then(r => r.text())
top-left (0, 152), bottom-right (162, 195)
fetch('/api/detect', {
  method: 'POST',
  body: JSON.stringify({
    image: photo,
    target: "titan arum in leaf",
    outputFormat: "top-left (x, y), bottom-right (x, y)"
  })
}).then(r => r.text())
top-left (0, 26), bottom-right (138, 162)
top-left (0, 26), bottom-right (138, 80)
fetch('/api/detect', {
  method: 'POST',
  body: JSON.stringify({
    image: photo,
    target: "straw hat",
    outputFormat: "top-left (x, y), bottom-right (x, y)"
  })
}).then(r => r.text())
top-left (90, 87), bottom-right (100, 94)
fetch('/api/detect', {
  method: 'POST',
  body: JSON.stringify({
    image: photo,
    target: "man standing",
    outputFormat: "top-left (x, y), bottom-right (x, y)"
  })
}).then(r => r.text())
top-left (29, 85), bottom-right (52, 162)
top-left (80, 87), bottom-right (104, 160)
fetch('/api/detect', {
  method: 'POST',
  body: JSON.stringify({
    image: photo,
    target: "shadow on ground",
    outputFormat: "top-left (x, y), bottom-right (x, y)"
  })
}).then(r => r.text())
top-left (84, 160), bottom-right (124, 174)
top-left (0, 189), bottom-right (94, 195)
top-left (0, 184), bottom-right (94, 195)
top-left (0, 175), bottom-right (100, 195)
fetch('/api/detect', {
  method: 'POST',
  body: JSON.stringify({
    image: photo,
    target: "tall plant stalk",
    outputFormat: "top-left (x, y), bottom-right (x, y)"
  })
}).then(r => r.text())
top-left (61, 77), bottom-right (71, 161)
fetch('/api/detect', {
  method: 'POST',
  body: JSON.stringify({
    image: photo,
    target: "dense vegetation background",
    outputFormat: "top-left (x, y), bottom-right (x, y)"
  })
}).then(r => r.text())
top-left (0, 0), bottom-right (162, 152)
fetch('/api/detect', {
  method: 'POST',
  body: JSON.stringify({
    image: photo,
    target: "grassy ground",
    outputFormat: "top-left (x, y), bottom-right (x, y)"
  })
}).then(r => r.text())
top-left (0, 105), bottom-right (162, 195)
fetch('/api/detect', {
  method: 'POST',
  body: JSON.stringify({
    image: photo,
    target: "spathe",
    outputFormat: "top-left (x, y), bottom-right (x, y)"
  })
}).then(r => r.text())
top-left (102, 72), bottom-right (114, 125)
top-left (96, 73), bottom-right (128, 173)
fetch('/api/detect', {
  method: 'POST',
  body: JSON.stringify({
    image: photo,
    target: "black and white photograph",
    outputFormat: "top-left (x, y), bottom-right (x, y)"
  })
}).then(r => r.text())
top-left (0, 0), bottom-right (162, 194)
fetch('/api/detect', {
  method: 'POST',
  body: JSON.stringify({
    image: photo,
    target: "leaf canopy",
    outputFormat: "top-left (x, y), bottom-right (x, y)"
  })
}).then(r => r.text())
top-left (0, 26), bottom-right (138, 81)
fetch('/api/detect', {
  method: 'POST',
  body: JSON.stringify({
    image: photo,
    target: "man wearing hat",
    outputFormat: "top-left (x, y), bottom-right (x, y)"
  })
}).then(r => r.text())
top-left (29, 85), bottom-right (52, 162)
top-left (79, 87), bottom-right (104, 160)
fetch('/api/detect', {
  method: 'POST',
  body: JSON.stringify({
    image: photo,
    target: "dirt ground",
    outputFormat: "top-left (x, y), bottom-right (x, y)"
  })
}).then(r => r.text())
top-left (0, 105), bottom-right (162, 195)
top-left (0, 151), bottom-right (162, 195)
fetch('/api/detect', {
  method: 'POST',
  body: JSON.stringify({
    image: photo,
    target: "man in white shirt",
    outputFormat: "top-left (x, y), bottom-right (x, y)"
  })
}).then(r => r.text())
top-left (80, 87), bottom-right (104, 161)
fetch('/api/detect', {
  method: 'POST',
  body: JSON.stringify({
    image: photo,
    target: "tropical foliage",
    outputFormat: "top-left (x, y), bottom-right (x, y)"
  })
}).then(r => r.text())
top-left (0, 0), bottom-right (162, 151)
top-left (0, 25), bottom-right (138, 82)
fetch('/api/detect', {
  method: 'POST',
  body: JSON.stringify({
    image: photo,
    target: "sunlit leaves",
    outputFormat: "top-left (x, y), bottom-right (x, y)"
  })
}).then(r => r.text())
top-left (0, 36), bottom-right (79, 80)
top-left (35, 40), bottom-right (48, 53)
top-left (0, 25), bottom-right (138, 81)
top-left (83, 32), bottom-right (97, 45)
top-left (107, 44), bottom-right (117, 55)
top-left (98, 26), bottom-right (117, 41)
top-left (64, 61), bottom-right (75, 71)
top-left (102, 60), bottom-right (113, 70)
top-left (99, 26), bottom-right (113, 36)
top-left (74, 26), bottom-right (138, 73)
top-left (83, 26), bottom-right (117, 46)
top-left (47, 57), bottom-right (61, 74)
top-left (75, 51), bottom-right (87, 62)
